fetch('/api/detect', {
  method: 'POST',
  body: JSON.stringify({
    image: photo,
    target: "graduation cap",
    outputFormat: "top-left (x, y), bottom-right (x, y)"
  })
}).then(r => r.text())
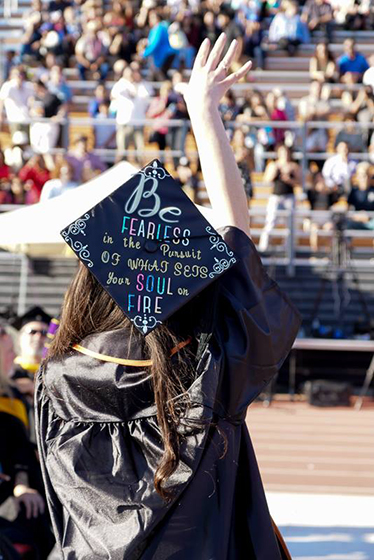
top-left (60, 160), bottom-right (237, 335)
top-left (11, 306), bottom-right (52, 331)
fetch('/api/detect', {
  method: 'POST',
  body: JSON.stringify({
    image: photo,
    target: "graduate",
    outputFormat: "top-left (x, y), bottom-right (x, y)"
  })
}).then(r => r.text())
top-left (35, 35), bottom-right (301, 559)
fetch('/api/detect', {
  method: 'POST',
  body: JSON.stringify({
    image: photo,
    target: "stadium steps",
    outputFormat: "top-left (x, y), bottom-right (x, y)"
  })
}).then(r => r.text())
top-left (1, 250), bottom-right (374, 335)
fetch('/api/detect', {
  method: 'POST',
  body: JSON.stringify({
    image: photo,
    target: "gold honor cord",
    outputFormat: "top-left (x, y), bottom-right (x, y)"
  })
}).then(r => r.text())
top-left (73, 337), bottom-right (192, 367)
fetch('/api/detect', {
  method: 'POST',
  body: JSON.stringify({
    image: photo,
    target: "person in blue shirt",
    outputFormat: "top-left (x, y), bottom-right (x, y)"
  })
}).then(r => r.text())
top-left (142, 10), bottom-right (176, 80)
top-left (338, 38), bottom-right (369, 84)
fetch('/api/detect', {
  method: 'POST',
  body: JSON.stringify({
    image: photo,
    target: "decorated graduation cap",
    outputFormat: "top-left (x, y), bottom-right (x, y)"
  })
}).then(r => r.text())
top-left (60, 160), bottom-right (237, 335)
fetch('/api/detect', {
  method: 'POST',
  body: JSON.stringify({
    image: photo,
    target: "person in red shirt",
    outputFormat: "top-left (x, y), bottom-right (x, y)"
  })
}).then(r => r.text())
top-left (18, 155), bottom-right (50, 202)
top-left (0, 149), bottom-right (11, 181)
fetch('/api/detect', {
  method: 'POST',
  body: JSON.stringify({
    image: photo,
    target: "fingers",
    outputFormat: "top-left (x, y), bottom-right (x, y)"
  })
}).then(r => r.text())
top-left (194, 37), bottom-right (210, 69)
top-left (206, 33), bottom-right (227, 71)
top-left (216, 39), bottom-right (238, 75)
top-left (220, 59), bottom-right (252, 88)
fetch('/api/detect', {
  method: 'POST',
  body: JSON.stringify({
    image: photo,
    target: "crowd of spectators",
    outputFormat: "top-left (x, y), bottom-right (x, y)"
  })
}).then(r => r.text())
top-left (0, 0), bottom-right (374, 252)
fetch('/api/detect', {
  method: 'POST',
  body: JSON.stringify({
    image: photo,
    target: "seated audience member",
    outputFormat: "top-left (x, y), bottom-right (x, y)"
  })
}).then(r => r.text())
top-left (259, 144), bottom-right (301, 252)
top-left (306, 164), bottom-right (335, 251)
top-left (10, 178), bottom-right (26, 204)
top-left (142, 9), bottom-right (176, 80)
top-left (0, 67), bottom-right (34, 143)
top-left (28, 80), bottom-right (63, 157)
top-left (322, 141), bottom-right (357, 203)
top-left (63, 5), bottom-right (82, 59)
top-left (75, 21), bottom-right (109, 81)
top-left (146, 81), bottom-right (173, 154)
top-left (338, 38), bottom-right (369, 84)
top-left (47, 65), bottom-right (72, 106)
top-left (363, 54), bottom-right (374, 92)
top-left (348, 162), bottom-right (374, 211)
top-left (268, 0), bottom-right (310, 56)
top-left (334, 114), bottom-right (367, 153)
top-left (309, 42), bottom-right (337, 83)
top-left (216, 5), bottom-right (244, 59)
top-left (298, 80), bottom-right (330, 121)
top-left (305, 120), bottom-right (329, 159)
top-left (111, 64), bottom-right (153, 164)
top-left (343, 87), bottom-right (374, 144)
top-left (66, 135), bottom-right (107, 181)
top-left (88, 84), bottom-right (110, 117)
top-left (19, 12), bottom-right (43, 61)
top-left (301, 0), bottom-right (333, 40)
top-left (219, 90), bottom-right (240, 125)
top-left (18, 154), bottom-right (50, 203)
top-left (231, 128), bottom-right (254, 205)
top-left (345, 162), bottom-right (374, 230)
top-left (175, 157), bottom-right (199, 204)
top-left (0, 149), bottom-right (12, 182)
top-left (93, 101), bottom-right (116, 151)
top-left (167, 71), bottom-right (189, 170)
top-left (266, 91), bottom-right (288, 145)
top-left (40, 161), bottom-right (79, 200)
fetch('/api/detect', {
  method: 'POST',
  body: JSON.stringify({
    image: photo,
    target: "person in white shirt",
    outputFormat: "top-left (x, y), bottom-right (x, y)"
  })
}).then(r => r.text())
top-left (322, 141), bottom-right (357, 205)
top-left (0, 67), bottom-right (34, 143)
top-left (40, 161), bottom-right (79, 201)
top-left (110, 63), bottom-right (153, 163)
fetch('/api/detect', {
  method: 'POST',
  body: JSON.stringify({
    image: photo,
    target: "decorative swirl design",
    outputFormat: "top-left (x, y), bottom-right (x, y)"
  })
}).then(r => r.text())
top-left (63, 214), bottom-right (91, 237)
top-left (209, 257), bottom-right (236, 279)
top-left (64, 239), bottom-right (94, 267)
top-left (205, 226), bottom-right (234, 257)
top-left (140, 160), bottom-right (171, 180)
top-left (131, 314), bottom-right (162, 335)
top-left (61, 215), bottom-right (93, 267)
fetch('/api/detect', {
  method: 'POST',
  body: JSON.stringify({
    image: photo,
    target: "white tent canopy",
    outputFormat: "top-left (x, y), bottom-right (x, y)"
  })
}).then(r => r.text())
top-left (0, 162), bottom-right (138, 257)
top-left (0, 162), bottom-right (216, 258)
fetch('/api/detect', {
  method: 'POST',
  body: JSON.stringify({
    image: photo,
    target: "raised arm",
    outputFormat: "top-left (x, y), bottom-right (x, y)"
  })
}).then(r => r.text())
top-left (184, 35), bottom-right (252, 237)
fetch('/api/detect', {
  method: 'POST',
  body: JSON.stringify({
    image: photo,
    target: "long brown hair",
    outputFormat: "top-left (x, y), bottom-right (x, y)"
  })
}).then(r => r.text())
top-left (46, 263), bottom-right (196, 500)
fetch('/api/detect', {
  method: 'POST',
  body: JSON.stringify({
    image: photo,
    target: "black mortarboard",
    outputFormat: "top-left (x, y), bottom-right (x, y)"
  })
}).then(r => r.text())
top-left (11, 306), bottom-right (52, 331)
top-left (60, 160), bottom-right (237, 335)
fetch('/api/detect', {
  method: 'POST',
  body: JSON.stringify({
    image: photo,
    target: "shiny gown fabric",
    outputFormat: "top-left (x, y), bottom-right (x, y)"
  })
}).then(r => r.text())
top-left (35, 227), bottom-right (301, 560)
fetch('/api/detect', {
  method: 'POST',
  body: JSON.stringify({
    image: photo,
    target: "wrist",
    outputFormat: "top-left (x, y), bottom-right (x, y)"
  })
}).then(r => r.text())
top-left (14, 484), bottom-right (29, 497)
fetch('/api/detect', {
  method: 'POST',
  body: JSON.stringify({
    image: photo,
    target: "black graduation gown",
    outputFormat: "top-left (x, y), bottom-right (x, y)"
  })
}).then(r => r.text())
top-left (35, 227), bottom-right (301, 560)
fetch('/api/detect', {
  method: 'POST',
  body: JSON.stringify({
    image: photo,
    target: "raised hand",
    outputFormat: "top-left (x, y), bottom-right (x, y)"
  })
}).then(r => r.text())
top-left (184, 34), bottom-right (252, 112)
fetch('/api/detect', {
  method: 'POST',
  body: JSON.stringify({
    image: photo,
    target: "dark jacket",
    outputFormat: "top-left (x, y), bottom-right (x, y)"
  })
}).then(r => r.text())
top-left (35, 227), bottom-right (301, 559)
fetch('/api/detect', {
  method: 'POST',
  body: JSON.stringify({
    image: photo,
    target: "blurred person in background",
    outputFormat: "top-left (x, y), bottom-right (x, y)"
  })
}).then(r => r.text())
top-left (338, 38), bottom-right (369, 84)
top-left (298, 80), bottom-right (331, 121)
top-left (0, 327), bottom-right (54, 559)
top-left (322, 141), bottom-right (357, 203)
top-left (259, 144), bottom-right (301, 252)
top-left (88, 83), bottom-right (110, 117)
top-left (75, 20), bottom-right (109, 81)
top-left (305, 164), bottom-right (335, 252)
top-left (19, 12), bottom-right (43, 61)
top-left (66, 135), bottom-right (106, 181)
top-left (175, 156), bottom-right (199, 203)
top-left (301, 0), bottom-right (334, 41)
top-left (28, 80), bottom-right (64, 161)
top-left (236, 89), bottom-right (273, 172)
top-left (268, 0), bottom-right (310, 56)
top-left (216, 5), bottom-right (243, 59)
top-left (142, 9), bottom-right (176, 79)
top-left (309, 42), bottom-right (337, 83)
top-left (334, 113), bottom-right (367, 153)
top-left (266, 91), bottom-right (289, 145)
top-left (0, 68), bottom-right (34, 145)
top-left (47, 65), bottom-right (72, 107)
top-left (167, 71), bottom-right (189, 169)
top-left (18, 154), bottom-right (50, 203)
top-left (146, 81), bottom-right (173, 155)
top-left (111, 63), bottom-right (153, 163)
top-left (347, 161), bottom-right (374, 212)
top-left (93, 101), bottom-right (117, 152)
top-left (0, 149), bottom-right (12, 183)
top-left (40, 160), bottom-right (79, 200)
top-left (231, 127), bottom-right (254, 205)
top-left (63, 5), bottom-right (82, 60)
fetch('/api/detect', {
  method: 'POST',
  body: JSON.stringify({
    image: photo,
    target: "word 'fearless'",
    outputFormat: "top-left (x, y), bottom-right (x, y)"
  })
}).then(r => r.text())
top-left (122, 216), bottom-right (190, 246)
